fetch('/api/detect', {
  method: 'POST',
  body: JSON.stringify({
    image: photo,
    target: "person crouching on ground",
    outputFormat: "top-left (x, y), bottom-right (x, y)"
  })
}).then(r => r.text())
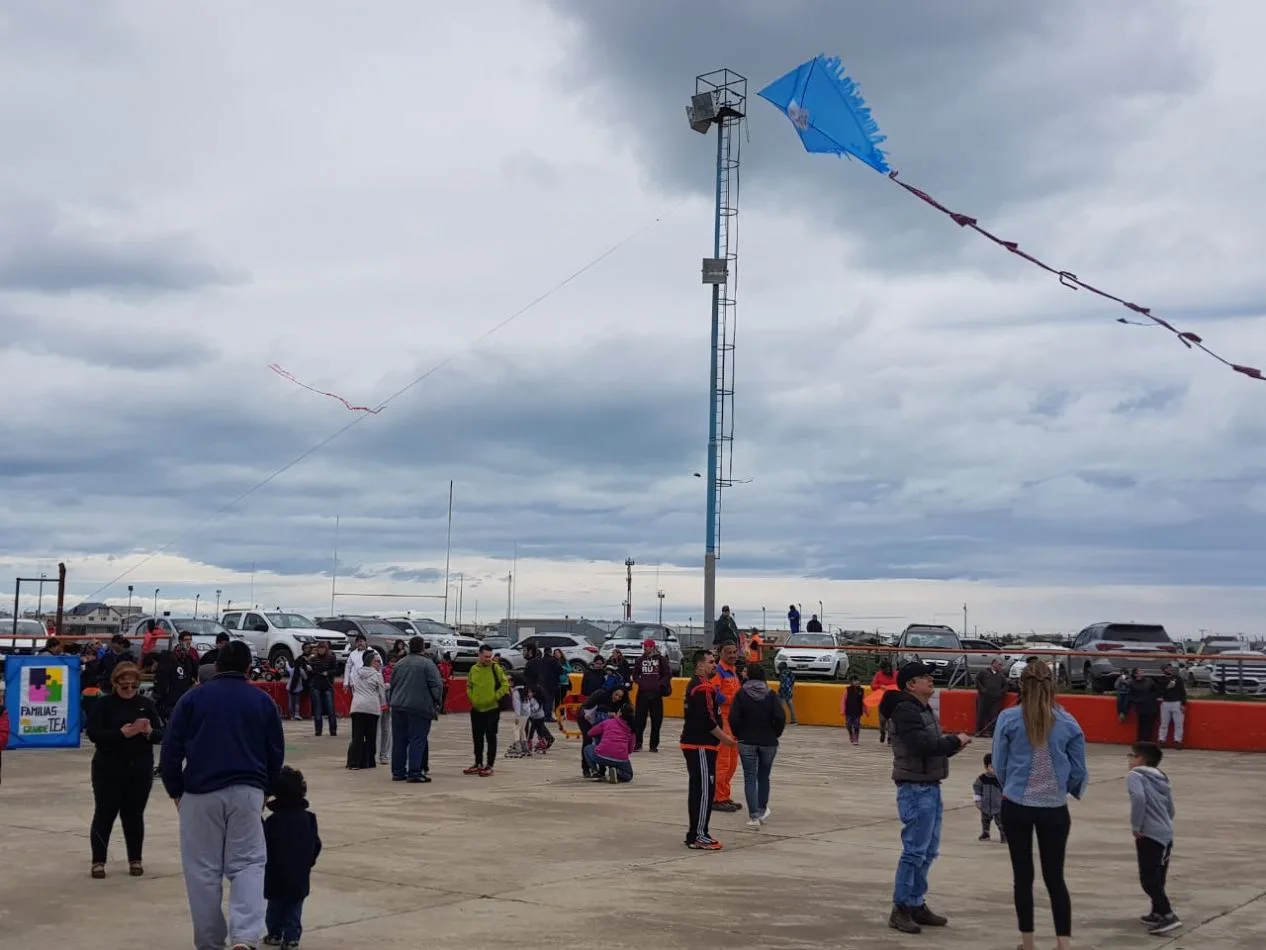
top-left (728, 661), bottom-right (785, 829)
top-left (162, 640), bottom-right (286, 950)
top-left (85, 661), bottom-right (163, 879)
top-left (880, 661), bottom-right (971, 935)
top-left (263, 765), bottom-right (321, 950)
top-left (584, 702), bottom-right (636, 783)
top-left (842, 675), bottom-right (865, 745)
top-left (973, 753), bottom-right (1004, 842)
top-left (680, 650), bottom-right (737, 851)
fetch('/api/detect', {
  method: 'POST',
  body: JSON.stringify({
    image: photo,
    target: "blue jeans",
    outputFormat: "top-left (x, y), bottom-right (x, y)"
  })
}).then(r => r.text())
top-left (391, 710), bottom-right (432, 779)
top-left (582, 746), bottom-right (633, 782)
top-left (265, 898), bottom-right (304, 943)
top-left (893, 783), bottom-right (944, 908)
top-left (309, 685), bottom-right (336, 736)
top-left (737, 743), bottom-right (777, 818)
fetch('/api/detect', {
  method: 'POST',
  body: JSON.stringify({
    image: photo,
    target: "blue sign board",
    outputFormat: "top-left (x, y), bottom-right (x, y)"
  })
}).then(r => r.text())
top-left (3, 656), bottom-right (81, 748)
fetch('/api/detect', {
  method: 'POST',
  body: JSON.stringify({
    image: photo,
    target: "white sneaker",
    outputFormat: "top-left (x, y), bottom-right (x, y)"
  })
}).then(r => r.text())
top-left (746, 817), bottom-right (762, 829)
top-left (759, 806), bottom-right (771, 821)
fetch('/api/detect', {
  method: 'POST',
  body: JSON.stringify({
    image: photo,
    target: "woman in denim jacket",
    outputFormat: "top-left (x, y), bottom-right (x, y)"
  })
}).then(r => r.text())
top-left (993, 660), bottom-right (1088, 950)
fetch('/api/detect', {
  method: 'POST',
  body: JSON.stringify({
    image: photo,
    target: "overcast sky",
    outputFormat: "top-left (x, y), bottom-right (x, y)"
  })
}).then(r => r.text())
top-left (4, 1), bottom-right (1266, 636)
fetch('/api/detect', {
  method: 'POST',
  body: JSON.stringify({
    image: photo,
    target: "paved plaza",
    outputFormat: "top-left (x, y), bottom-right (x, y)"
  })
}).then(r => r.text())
top-left (3, 716), bottom-right (1264, 949)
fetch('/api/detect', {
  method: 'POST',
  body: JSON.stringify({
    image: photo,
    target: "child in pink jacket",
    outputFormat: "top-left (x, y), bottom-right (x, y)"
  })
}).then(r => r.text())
top-left (584, 703), bottom-right (635, 783)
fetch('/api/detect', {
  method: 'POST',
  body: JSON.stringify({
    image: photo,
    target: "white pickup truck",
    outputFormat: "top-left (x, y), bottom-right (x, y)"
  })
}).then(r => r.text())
top-left (221, 609), bottom-right (350, 667)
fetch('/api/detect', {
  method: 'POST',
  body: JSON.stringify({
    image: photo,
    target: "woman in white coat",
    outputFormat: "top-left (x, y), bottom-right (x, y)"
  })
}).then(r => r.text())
top-left (347, 650), bottom-right (388, 769)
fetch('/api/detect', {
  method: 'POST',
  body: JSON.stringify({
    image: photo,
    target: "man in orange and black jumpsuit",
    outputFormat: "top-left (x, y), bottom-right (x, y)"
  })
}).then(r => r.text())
top-left (710, 642), bottom-right (743, 812)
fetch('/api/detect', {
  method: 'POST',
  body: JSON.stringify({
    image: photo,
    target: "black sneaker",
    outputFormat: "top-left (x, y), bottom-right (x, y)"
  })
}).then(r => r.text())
top-left (978, 832), bottom-right (990, 841)
top-left (888, 905), bottom-right (921, 934)
top-left (1148, 914), bottom-right (1182, 935)
top-left (1140, 912), bottom-right (1162, 925)
top-left (910, 904), bottom-right (948, 927)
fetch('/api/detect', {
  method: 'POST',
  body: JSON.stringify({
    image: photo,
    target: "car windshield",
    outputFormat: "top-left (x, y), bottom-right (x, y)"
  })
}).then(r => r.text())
top-left (411, 619), bottom-right (455, 635)
top-left (9, 619), bottom-right (45, 635)
top-left (266, 613), bottom-right (316, 629)
top-left (1201, 642), bottom-right (1241, 655)
top-left (785, 634), bottom-right (834, 648)
top-left (904, 630), bottom-right (958, 648)
top-left (607, 624), bottom-right (659, 641)
top-left (173, 619), bottom-right (227, 637)
top-left (483, 638), bottom-right (511, 650)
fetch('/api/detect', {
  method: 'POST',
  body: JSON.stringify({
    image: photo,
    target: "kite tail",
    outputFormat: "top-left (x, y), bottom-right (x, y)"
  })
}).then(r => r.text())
top-left (819, 55), bottom-right (889, 166)
top-left (886, 170), bottom-right (1264, 381)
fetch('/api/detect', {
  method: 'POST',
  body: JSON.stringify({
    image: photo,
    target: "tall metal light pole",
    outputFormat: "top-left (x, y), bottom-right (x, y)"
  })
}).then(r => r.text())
top-left (153, 588), bottom-right (160, 616)
top-left (194, 594), bottom-right (200, 618)
top-left (624, 557), bottom-right (635, 621)
top-left (215, 589), bottom-right (222, 615)
top-left (127, 585), bottom-right (133, 614)
top-left (443, 481), bottom-right (454, 624)
top-left (687, 69), bottom-right (745, 639)
top-left (762, 605), bottom-right (767, 633)
top-left (37, 572), bottom-right (46, 618)
top-left (657, 589), bottom-right (665, 625)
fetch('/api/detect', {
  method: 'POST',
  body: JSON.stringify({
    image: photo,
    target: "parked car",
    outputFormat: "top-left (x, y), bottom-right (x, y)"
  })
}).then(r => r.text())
top-left (1067, 622), bottom-right (1179, 693)
top-left (127, 616), bottom-right (239, 658)
top-left (221, 609), bottom-right (350, 667)
top-left (599, 623), bottom-right (684, 675)
top-left (514, 632), bottom-right (600, 672)
top-left (384, 616), bottom-right (482, 671)
top-left (1207, 651), bottom-right (1266, 696)
top-left (773, 631), bottom-right (850, 680)
top-left (1184, 638), bottom-right (1246, 687)
top-left (482, 636), bottom-right (524, 672)
top-left (316, 615), bottom-right (414, 661)
top-left (0, 617), bottom-right (47, 656)
top-left (896, 624), bottom-right (966, 685)
top-left (960, 637), bottom-right (1004, 680)
top-left (1004, 643), bottom-right (1071, 685)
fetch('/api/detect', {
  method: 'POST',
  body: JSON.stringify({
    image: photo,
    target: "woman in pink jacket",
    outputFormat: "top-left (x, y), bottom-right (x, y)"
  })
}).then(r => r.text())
top-left (583, 703), bottom-right (636, 784)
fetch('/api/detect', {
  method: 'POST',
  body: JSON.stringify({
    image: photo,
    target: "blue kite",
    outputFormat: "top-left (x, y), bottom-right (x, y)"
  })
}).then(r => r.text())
top-left (759, 53), bottom-right (1261, 381)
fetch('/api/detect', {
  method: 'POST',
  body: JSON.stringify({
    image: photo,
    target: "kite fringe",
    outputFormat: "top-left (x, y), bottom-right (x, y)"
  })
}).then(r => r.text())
top-left (886, 170), bottom-right (1264, 381)
top-left (266, 363), bottom-right (386, 413)
top-left (818, 55), bottom-right (889, 169)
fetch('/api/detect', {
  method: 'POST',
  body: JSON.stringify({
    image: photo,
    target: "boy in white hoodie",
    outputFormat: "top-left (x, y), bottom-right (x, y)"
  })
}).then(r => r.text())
top-left (1127, 741), bottom-right (1180, 935)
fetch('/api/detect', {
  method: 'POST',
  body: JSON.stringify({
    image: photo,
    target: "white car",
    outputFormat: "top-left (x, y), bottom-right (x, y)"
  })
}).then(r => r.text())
top-left (1207, 651), bottom-right (1266, 695)
top-left (0, 617), bottom-right (47, 656)
top-left (774, 632), bottom-right (850, 680)
top-left (221, 609), bottom-right (350, 666)
top-left (513, 632), bottom-right (600, 672)
top-left (385, 617), bottom-right (483, 671)
top-left (482, 636), bottom-right (524, 671)
top-left (1184, 639), bottom-right (1246, 687)
top-left (1005, 643), bottom-right (1071, 684)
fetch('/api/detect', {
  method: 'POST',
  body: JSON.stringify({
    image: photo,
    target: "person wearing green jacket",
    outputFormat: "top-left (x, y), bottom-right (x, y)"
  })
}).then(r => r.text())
top-left (464, 644), bottom-right (511, 776)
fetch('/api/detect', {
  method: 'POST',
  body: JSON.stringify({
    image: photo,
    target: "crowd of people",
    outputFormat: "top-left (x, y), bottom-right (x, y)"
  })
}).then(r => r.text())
top-left (15, 610), bottom-right (1185, 948)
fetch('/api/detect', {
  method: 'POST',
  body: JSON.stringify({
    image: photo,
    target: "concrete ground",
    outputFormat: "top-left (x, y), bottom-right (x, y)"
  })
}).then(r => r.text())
top-left (3, 716), bottom-right (1264, 950)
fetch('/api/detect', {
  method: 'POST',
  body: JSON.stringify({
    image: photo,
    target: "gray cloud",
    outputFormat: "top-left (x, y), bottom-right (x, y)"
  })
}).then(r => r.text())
top-left (0, 310), bottom-right (218, 370)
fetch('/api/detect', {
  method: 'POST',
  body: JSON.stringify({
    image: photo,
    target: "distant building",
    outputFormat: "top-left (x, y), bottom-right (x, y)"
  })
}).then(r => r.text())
top-left (63, 602), bottom-right (125, 637)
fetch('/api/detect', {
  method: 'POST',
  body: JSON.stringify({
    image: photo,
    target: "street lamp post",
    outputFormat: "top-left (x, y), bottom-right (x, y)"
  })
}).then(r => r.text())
top-left (37, 572), bottom-right (47, 619)
top-left (153, 589), bottom-right (160, 616)
top-left (657, 589), bottom-right (665, 625)
top-left (194, 594), bottom-right (201, 618)
top-left (215, 590), bottom-right (222, 615)
top-left (127, 585), bottom-right (134, 614)
top-left (762, 605), bottom-right (766, 634)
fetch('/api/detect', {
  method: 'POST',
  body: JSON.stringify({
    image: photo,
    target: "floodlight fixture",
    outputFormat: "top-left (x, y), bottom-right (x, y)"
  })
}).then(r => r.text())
top-left (687, 91), bottom-right (717, 134)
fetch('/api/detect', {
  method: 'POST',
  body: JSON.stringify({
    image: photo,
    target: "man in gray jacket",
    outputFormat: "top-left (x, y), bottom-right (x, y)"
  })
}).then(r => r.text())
top-left (878, 661), bottom-right (971, 935)
top-left (389, 636), bottom-right (443, 783)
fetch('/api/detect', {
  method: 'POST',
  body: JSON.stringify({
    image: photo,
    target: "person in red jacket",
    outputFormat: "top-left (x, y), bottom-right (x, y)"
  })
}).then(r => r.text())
top-left (872, 660), bottom-right (898, 744)
top-left (437, 653), bottom-right (454, 715)
top-left (709, 642), bottom-right (743, 811)
top-left (633, 638), bottom-right (672, 753)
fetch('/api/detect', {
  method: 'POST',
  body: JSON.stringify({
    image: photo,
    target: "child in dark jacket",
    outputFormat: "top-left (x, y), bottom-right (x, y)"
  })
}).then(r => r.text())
top-left (841, 676), bottom-right (865, 745)
top-left (972, 753), bottom-right (1004, 842)
top-left (264, 766), bottom-right (322, 949)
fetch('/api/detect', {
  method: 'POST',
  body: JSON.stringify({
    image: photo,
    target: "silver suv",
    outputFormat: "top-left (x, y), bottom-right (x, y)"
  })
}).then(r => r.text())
top-left (1067, 622), bottom-right (1178, 693)
top-left (599, 623), bottom-right (684, 676)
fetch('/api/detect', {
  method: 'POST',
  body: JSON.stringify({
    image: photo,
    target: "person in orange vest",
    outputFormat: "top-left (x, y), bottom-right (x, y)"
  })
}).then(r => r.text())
top-left (745, 628), bottom-right (765, 665)
top-left (872, 659), bottom-right (898, 744)
top-left (710, 642), bottom-right (743, 811)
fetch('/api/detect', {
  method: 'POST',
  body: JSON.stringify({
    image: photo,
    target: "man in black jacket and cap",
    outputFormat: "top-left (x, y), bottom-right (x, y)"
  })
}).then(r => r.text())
top-left (879, 661), bottom-right (972, 935)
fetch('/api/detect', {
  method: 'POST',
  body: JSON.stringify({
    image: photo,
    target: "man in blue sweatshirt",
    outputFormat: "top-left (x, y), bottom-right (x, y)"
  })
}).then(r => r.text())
top-left (162, 640), bottom-right (285, 950)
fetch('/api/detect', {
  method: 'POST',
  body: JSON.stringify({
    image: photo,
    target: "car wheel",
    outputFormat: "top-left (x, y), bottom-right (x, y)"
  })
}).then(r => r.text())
top-left (569, 659), bottom-right (587, 673)
top-left (268, 645), bottom-right (294, 667)
top-left (834, 662), bottom-right (849, 681)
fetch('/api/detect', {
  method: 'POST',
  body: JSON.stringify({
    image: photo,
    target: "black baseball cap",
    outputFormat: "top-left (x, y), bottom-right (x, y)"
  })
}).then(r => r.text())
top-left (898, 661), bottom-right (936, 690)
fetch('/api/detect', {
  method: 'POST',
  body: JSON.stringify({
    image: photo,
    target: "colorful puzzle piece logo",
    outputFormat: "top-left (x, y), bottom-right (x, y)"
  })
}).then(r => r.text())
top-left (27, 666), bottom-right (63, 703)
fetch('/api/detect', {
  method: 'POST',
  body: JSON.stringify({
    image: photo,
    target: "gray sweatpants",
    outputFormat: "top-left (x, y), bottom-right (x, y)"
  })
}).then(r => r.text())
top-left (178, 785), bottom-right (267, 950)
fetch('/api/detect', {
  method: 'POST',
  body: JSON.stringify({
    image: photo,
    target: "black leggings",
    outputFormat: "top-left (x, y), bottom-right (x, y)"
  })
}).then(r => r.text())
top-left (90, 761), bottom-right (153, 864)
top-left (1001, 800), bottom-right (1072, 937)
top-left (348, 712), bottom-right (378, 768)
top-left (682, 747), bottom-right (718, 844)
top-left (471, 709), bottom-right (500, 767)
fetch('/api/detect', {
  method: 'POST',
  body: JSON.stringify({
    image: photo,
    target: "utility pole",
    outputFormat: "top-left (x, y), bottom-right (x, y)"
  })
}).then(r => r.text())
top-left (153, 588), bottom-right (160, 616)
top-left (443, 480), bottom-right (453, 624)
top-left (194, 594), bottom-right (200, 618)
top-left (330, 515), bottom-right (340, 617)
top-left (625, 557), bottom-right (635, 621)
top-left (657, 589), bottom-right (665, 624)
top-left (36, 572), bottom-right (46, 618)
top-left (963, 602), bottom-right (968, 637)
top-left (505, 571), bottom-right (513, 640)
top-left (456, 573), bottom-right (464, 629)
top-left (215, 589), bottom-right (222, 615)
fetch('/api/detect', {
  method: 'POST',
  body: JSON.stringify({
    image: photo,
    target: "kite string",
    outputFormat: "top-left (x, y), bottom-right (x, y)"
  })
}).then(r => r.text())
top-left (80, 199), bottom-right (690, 601)
top-left (886, 170), bottom-right (1264, 380)
top-left (267, 363), bottom-right (384, 414)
